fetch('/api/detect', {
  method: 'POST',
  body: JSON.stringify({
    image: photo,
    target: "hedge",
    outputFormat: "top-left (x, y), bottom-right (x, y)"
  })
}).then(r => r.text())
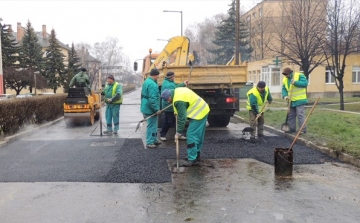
top-left (0, 85), bottom-right (136, 136)
top-left (0, 95), bottom-right (67, 136)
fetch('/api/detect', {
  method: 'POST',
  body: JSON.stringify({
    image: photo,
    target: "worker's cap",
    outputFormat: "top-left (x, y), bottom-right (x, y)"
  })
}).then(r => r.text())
top-left (107, 75), bottom-right (115, 81)
top-left (166, 71), bottom-right (175, 79)
top-left (81, 68), bottom-right (87, 72)
top-left (150, 68), bottom-right (160, 76)
top-left (282, 67), bottom-right (293, 75)
top-left (257, 81), bottom-right (266, 88)
top-left (161, 89), bottom-right (173, 100)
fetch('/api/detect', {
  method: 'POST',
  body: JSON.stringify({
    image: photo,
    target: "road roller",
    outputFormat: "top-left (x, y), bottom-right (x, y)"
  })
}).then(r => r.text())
top-left (63, 87), bottom-right (101, 126)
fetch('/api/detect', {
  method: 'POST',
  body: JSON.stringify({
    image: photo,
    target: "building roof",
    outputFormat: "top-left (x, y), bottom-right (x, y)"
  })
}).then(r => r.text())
top-left (12, 31), bottom-right (71, 51)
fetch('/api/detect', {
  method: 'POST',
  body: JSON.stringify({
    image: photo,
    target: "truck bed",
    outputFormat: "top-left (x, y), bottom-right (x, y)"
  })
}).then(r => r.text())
top-left (145, 65), bottom-right (248, 89)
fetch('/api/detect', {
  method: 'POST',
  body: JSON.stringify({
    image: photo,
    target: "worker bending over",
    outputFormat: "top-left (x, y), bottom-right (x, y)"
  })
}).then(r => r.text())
top-left (246, 81), bottom-right (272, 143)
top-left (161, 87), bottom-right (210, 167)
top-left (160, 71), bottom-right (188, 141)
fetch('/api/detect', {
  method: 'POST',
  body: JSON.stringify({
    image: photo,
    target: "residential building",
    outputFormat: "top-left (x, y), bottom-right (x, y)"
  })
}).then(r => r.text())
top-left (242, 0), bottom-right (360, 98)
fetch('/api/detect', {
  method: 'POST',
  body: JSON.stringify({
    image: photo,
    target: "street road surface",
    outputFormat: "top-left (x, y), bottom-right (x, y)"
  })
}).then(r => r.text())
top-left (0, 88), bottom-right (359, 223)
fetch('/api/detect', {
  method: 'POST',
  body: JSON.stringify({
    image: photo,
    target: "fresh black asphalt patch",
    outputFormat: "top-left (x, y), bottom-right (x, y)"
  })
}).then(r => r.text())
top-left (0, 134), bottom-right (339, 183)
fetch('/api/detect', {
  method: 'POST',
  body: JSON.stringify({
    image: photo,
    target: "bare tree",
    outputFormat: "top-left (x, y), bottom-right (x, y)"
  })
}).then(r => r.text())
top-left (185, 14), bottom-right (226, 65)
top-left (323, 0), bottom-right (360, 110)
top-left (268, 0), bottom-right (328, 79)
top-left (250, 4), bottom-right (274, 60)
top-left (92, 37), bottom-right (123, 75)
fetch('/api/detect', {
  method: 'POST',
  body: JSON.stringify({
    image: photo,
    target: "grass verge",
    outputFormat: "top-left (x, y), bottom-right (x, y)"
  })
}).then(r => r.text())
top-left (238, 109), bottom-right (360, 157)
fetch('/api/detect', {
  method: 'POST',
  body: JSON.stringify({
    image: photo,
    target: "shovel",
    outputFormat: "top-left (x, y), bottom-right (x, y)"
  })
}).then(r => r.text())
top-left (171, 114), bottom-right (185, 173)
top-left (135, 104), bottom-right (172, 132)
top-left (243, 102), bottom-right (270, 132)
top-left (281, 84), bottom-right (294, 132)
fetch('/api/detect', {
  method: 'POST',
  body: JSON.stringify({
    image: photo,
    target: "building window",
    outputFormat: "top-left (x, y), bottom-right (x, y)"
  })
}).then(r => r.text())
top-left (259, 8), bottom-right (262, 17)
top-left (261, 66), bottom-right (269, 86)
top-left (352, 66), bottom-right (360, 83)
top-left (325, 66), bottom-right (336, 84)
top-left (253, 12), bottom-right (256, 18)
top-left (271, 67), bottom-right (281, 86)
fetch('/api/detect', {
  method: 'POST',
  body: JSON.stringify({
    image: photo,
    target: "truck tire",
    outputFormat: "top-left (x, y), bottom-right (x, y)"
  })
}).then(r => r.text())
top-left (207, 115), bottom-right (231, 127)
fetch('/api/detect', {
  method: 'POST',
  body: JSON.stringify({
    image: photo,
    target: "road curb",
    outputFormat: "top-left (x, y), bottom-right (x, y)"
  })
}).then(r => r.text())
top-left (234, 114), bottom-right (360, 168)
top-left (0, 117), bottom-right (64, 149)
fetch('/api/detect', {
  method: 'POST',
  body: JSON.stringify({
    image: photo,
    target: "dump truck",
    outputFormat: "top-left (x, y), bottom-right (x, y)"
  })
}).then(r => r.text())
top-left (63, 87), bottom-right (101, 126)
top-left (134, 36), bottom-right (248, 127)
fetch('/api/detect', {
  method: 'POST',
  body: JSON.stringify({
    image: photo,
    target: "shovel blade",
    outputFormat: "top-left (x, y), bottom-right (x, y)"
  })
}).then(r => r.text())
top-left (135, 121), bottom-right (142, 132)
top-left (281, 123), bottom-right (290, 132)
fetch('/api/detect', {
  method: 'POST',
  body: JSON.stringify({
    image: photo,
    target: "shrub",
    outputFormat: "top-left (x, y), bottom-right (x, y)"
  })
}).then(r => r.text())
top-left (0, 95), bottom-right (66, 136)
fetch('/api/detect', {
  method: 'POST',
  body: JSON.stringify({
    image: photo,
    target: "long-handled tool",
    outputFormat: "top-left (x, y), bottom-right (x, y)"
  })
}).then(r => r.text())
top-left (274, 97), bottom-right (320, 176)
top-left (281, 84), bottom-right (294, 132)
top-left (171, 114), bottom-right (185, 173)
top-left (242, 102), bottom-right (270, 133)
top-left (135, 104), bottom-right (172, 132)
top-left (288, 97), bottom-right (320, 150)
top-left (175, 115), bottom-right (179, 172)
top-left (187, 60), bottom-right (193, 81)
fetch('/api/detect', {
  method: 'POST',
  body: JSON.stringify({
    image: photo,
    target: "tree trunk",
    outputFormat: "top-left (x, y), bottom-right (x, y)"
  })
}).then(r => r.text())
top-left (53, 87), bottom-right (57, 93)
top-left (339, 81), bottom-right (344, 111)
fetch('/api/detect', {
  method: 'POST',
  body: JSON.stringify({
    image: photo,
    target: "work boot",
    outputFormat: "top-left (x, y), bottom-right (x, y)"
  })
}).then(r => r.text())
top-left (250, 136), bottom-right (256, 143)
top-left (258, 133), bottom-right (264, 138)
top-left (160, 137), bottom-right (167, 141)
top-left (146, 144), bottom-right (157, 148)
top-left (181, 160), bottom-right (199, 167)
top-left (103, 130), bottom-right (113, 134)
top-left (113, 131), bottom-right (118, 134)
top-left (179, 135), bottom-right (187, 140)
top-left (196, 152), bottom-right (201, 161)
top-left (154, 141), bottom-right (162, 146)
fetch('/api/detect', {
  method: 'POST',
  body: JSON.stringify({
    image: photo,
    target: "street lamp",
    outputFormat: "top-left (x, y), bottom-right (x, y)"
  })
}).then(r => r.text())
top-left (163, 10), bottom-right (183, 36)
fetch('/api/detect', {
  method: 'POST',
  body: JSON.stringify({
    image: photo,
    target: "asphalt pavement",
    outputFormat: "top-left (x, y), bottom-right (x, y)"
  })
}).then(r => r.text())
top-left (0, 88), bottom-right (359, 223)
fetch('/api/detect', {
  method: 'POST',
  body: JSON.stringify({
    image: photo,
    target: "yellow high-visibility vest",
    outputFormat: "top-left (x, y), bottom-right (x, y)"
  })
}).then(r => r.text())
top-left (173, 87), bottom-right (210, 120)
top-left (246, 86), bottom-right (269, 111)
top-left (106, 82), bottom-right (123, 104)
top-left (282, 72), bottom-right (307, 101)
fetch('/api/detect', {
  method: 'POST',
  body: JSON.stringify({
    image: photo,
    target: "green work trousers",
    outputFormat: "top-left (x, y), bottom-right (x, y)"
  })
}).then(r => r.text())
top-left (186, 114), bottom-right (208, 161)
top-left (106, 104), bottom-right (121, 131)
top-left (144, 114), bottom-right (158, 145)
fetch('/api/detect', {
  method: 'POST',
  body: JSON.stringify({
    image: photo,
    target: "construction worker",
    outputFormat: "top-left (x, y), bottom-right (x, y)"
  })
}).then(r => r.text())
top-left (159, 71), bottom-right (189, 141)
top-left (141, 68), bottom-right (162, 148)
top-left (282, 67), bottom-right (309, 134)
top-left (102, 75), bottom-right (123, 134)
top-left (246, 81), bottom-right (273, 143)
top-left (69, 68), bottom-right (91, 93)
top-left (160, 87), bottom-right (210, 167)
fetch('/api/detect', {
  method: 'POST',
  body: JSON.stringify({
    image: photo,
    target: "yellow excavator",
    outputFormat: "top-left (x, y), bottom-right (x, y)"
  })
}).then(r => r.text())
top-left (135, 35), bottom-right (248, 127)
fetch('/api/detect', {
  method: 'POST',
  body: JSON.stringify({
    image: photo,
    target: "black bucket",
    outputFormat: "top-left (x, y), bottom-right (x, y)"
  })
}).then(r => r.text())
top-left (274, 148), bottom-right (293, 176)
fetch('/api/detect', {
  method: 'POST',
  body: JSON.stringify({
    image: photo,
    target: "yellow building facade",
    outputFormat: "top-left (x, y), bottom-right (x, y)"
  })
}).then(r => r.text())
top-left (247, 54), bottom-right (360, 98)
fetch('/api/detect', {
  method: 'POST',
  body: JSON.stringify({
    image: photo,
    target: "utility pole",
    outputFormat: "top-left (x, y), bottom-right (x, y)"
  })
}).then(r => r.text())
top-left (235, 0), bottom-right (240, 65)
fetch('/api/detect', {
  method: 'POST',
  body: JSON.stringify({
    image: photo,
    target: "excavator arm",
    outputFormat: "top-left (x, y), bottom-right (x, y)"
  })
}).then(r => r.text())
top-left (148, 36), bottom-right (190, 72)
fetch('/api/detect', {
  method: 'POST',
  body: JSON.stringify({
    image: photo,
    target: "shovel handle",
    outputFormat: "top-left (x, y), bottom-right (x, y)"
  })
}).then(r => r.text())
top-left (288, 97), bottom-right (320, 150)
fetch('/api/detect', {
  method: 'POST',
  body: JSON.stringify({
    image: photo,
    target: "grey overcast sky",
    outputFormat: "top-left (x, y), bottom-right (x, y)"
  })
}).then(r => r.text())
top-left (1, 0), bottom-right (261, 70)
